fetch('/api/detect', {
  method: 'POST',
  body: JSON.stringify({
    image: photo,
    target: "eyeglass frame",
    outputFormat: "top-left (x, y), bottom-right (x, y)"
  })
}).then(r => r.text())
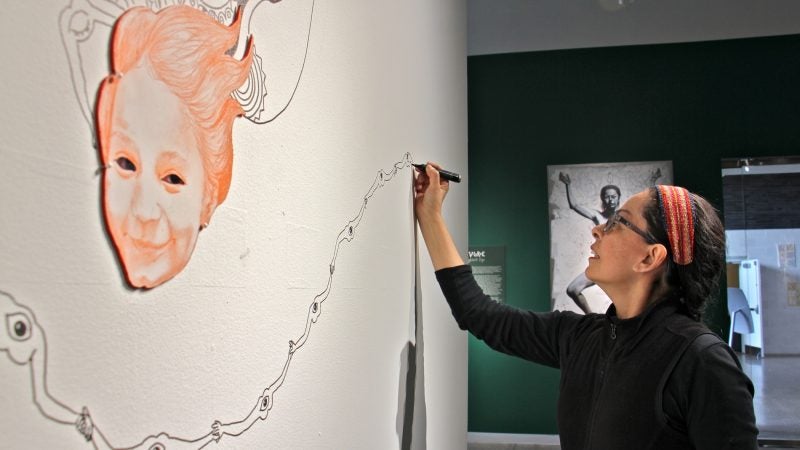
top-left (603, 213), bottom-right (660, 245)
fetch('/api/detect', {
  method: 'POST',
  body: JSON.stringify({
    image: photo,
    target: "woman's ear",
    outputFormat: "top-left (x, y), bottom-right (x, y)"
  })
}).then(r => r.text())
top-left (200, 195), bottom-right (218, 230)
top-left (634, 243), bottom-right (669, 274)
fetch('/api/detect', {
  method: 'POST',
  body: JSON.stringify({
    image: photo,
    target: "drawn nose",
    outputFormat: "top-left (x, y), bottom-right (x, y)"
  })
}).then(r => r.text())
top-left (129, 178), bottom-right (168, 244)
top-left (131, 178), bottom-right (161, 222)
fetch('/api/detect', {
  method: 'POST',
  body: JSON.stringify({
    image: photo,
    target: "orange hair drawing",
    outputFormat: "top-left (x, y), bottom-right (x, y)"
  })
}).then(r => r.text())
top-left (96, 5), bottom-right (254, 224)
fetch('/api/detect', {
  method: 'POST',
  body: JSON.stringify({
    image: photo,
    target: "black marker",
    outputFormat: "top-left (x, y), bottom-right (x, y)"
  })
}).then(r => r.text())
top-left (412, 163), bottom-right (461, 183)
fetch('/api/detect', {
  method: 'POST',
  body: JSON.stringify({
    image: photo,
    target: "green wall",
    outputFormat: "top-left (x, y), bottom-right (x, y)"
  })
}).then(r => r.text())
top-left (466, 34), bottom-right (800, 434)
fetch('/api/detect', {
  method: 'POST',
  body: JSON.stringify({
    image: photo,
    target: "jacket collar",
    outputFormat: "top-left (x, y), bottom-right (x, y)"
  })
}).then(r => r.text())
top-left (605, 295), bottom-right (685, 338)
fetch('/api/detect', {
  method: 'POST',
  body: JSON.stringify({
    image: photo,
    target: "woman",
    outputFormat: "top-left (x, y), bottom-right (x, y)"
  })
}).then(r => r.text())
top-left (414, 163), bottom-right (758, 449)
top-left (95, 5), bottom-right (254, 288)
top-left (559, 172), bottom-right (622, 313)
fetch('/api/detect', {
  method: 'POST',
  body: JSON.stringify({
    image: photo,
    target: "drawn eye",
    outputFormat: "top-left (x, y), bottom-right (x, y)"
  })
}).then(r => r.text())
top-left (148, 444), bottom-right (165, 450)
top-left (162, 173), bottom-right (185, 185)
top-left (260, 396), bottom-right (270, 411)
top-left (115, 156), bottom-right (136, 172)
top-left (6, 312), bottom-right (32, 342)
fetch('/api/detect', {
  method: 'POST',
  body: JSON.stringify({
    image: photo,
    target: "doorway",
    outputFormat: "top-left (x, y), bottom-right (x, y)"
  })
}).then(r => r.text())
top-left (721, 156), bottom-right (800, 443)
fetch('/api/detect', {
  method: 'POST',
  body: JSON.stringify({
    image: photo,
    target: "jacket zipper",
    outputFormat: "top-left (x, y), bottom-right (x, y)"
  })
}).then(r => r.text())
top-left (585, 322), bottom-right (618, 449)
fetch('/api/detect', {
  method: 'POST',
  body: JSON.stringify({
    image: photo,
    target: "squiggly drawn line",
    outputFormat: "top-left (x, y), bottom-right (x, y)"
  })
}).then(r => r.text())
top-left (204, 153), bottom-right (414, 446)
top-left (2, 153), bottom-right (415, 449)
top-left (291, 153), bottom-right (413, 353)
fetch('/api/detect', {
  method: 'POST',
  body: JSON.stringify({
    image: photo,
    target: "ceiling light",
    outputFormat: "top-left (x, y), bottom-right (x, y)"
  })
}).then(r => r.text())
top-left (741, 158), bottom-right (750, 173)
top-left (598, 0), bottom-right (635, 11)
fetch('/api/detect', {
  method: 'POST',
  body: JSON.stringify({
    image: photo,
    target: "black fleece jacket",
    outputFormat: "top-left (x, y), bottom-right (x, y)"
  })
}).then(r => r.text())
top-left (436, 265), bottom-right (757, 450)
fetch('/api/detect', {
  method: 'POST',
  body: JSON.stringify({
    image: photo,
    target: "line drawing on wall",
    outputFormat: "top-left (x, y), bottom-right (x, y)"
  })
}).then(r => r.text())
top-left (35, 0), bottom-right (424, 446)
top-left (1, 290), bottom-right (95, 441)
top-left (2, 154), bottom-right (414, 449)
top-left (59, 0), bottom-right (314, 288)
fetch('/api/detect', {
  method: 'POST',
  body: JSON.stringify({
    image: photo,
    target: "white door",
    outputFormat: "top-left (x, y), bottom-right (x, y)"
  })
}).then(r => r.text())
top-left (739, 259), bottom-right (764, 354)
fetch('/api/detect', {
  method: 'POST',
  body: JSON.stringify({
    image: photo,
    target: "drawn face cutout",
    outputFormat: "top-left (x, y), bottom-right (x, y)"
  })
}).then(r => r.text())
top-left (103, 65), bottom-right (206, 288)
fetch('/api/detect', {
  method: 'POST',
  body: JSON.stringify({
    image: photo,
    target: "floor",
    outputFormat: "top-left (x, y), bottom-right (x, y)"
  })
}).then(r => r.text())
top-left (740, 354), bottom-right (800, 448)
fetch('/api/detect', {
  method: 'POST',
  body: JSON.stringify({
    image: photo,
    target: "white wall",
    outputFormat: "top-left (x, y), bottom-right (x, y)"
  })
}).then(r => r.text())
top-left (468, 0), bottom-right (800, 55)
top-left (0, 0), bottom-right (467, 448)
top-left (727, 229), bottom-right (800, 355)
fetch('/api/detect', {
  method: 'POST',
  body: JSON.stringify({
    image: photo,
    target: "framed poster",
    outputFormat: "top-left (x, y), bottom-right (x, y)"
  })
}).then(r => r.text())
top-left (547, 161), bottom-right (673, 313)
top-left (468, 246), bottom-right (506, 303)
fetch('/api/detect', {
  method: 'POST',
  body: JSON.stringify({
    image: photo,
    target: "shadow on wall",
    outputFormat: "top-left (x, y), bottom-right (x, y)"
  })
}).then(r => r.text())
top-left (397, 255), bottom-right (427, 449)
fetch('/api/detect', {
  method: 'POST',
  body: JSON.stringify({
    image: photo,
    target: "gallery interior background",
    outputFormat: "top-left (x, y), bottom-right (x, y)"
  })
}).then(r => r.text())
top-left (467, 33), bottom-right (800, 434)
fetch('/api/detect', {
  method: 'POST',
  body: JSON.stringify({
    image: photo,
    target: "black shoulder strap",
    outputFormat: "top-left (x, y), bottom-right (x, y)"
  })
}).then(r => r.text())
top-left (654, 330), bottom-right (720, 433)
top-left (690, 331), bottom-right (745, 370)
top-left (690, 332), bottom-right (722, 351)
top-left (665, 330), bottom-right (728, 379)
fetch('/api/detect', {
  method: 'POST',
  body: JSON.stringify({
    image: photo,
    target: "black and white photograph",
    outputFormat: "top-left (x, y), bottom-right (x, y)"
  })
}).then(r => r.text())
top-left (547, 161), bottom-right (673, 313)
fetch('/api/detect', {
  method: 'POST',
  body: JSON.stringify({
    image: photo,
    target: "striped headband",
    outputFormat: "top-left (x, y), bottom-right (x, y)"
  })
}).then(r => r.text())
top-left (655, 185), bottom-right (696, 265)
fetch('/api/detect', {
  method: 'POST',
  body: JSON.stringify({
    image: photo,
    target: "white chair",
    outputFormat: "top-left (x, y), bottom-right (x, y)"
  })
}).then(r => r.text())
top-left (727, 287), bottom-right (754, 353)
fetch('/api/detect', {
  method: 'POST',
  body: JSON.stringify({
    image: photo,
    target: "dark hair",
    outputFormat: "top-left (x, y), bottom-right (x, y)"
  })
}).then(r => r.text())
top-left (642, 187), bottom-right (726, 319)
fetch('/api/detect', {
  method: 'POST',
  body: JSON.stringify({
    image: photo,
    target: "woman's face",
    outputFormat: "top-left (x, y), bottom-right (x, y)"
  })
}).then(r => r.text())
top-left (103, 65), bottom-right (206, 288)
top-left (601, 188), bottom-right (620, 211)
top-left (585, 190), bottom-right (652, 288)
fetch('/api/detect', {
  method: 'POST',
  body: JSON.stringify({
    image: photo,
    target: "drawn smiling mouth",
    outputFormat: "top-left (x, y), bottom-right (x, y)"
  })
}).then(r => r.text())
top-left (128, 235), bottom-right (170, 252)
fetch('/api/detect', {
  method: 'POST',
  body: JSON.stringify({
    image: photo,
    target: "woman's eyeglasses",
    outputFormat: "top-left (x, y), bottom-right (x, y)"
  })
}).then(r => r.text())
top-left (603, 213), bottom-right (659, 245)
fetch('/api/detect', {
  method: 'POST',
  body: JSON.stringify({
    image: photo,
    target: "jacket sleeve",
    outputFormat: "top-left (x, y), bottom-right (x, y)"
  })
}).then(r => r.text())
top-left (669, 339), bottom-right (758, 450)
top-left (435, 265), bottom-right (581, 368)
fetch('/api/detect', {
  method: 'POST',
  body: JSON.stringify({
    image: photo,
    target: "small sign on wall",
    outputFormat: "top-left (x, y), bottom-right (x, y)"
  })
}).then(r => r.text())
top-left (787, 280), bottom-right (800, 307)
top-left (468, 246), bottom-right (506, 303)
top-left (778, 243), bottom-right (796, 268)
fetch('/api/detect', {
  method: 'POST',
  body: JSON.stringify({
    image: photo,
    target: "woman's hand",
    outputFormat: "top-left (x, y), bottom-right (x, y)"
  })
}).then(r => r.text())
top-left (414, 162), bottom-right (449, 223)
top-left (413, 161), bottom-right (463, 270)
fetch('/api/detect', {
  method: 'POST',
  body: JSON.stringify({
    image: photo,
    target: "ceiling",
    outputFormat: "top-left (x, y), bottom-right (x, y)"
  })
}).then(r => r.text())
top-left (468, 0), bottom-right (800, 55)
